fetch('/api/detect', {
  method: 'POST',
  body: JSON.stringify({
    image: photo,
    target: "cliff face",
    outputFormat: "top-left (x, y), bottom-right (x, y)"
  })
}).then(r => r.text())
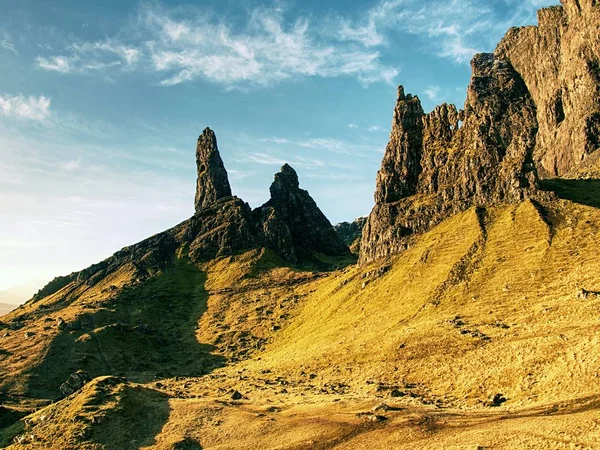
top-left (258, 164), bottom-right (350, 263)
top-left (496, 0), bottom-right (600, 176)
top-left (360, 53), bottom-right (538, 264)
top-left (360, 0), bottom-right (599, 265)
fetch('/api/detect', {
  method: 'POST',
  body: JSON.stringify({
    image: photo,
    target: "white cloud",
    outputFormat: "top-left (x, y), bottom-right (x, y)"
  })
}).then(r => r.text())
top-left (62, 159), bottom-right (81, 171)
top-left (259, 137), bottom-right (292, 145)
top-left (348, 123), bottom-right (358, 129)
top-left (35, 3), bottom-right (398, 88)
top-left (339, 0), bottom-right (559, 64)
top-left (367, 125), bottom-right (385, 133)
top-left (142, 4), bottom-right (398, 88)
top-left (37, 55), bottom-right (73, 73)
top-left (258, 135), bottom-right (382, 157)
top-left (0, 94), bottom-right (51, 121)
top-left (0, 32), bottom-right (17, 55)
top-left (424, 86), bottom-right (441, 101)
top-left (37, 40), bottom-right (141, 74)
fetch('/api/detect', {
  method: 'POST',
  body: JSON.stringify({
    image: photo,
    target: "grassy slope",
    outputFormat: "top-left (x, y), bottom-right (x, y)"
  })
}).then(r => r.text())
top-left (3, 197), bottom-right (600, 448)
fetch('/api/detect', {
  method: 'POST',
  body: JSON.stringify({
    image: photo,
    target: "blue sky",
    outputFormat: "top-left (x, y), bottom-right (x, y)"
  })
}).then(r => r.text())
top-left (0, 0), bottom-right (558, 302)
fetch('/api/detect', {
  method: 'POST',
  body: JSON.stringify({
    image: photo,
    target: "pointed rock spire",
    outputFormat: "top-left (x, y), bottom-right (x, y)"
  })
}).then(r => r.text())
top-left (194, 128), bottom-right (232, 213)
top-left (374, 85), bottom-right (425, 205)
top-left (259, 164), bottom-right (350, 261)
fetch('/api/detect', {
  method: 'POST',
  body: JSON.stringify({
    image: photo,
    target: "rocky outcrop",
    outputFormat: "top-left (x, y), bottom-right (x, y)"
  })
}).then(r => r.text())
top-left (32, 131), bottom-right (350, 302)
top-left (335, 217), bottom-right (367, 254)
top-left (495, 0), bottom-right (600, 176)
top-left (257, 164), bottom-right (350, 263)
top-left (195, 128), bottom-right (233, 212)
top-left (360, 53), bottom-right (539, 264)
top-left (360, 0), bottom-right (599, 265)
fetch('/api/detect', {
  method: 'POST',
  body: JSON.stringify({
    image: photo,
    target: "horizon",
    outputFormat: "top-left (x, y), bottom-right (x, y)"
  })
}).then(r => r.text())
top-left (0, 0), bottom-right (559, 303)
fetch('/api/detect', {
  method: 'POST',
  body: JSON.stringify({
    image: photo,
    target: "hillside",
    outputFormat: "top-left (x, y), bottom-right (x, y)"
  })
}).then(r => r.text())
top-left (2, 193), bottom-right (600, 449)
top-left (1, 0), bottom-right (600, 448)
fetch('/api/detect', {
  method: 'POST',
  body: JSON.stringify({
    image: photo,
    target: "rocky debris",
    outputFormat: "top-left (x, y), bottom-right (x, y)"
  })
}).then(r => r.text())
top-left (495, 0), bottom-right (600, 176)
top-left (230, 390), bottom-right (243, 400)
top-left (490, 393), bottom-right (507, 407)
top-left (576, 287), bottom-right (598, 300)
top-left (194, 128), bottom-right (233, 212)
top-left (60, 370), bottom-right (92, 397)
top-left (356, 412), bottom-right (388, 423)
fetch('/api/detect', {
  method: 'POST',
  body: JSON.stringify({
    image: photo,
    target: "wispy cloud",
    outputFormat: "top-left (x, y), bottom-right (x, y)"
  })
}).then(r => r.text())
top-left (37, 40), bottom-right (141, 74)
top-left (142, 3), bottom-right (398, 88)
top-left (367, 125), bottom-right (385, 133)
top-left (0, 94), bottom-right (51, 121)
top-left (259, 135), bottom-right (382, 156)
top-left (0, 32), bottom-right (17, 55)
top-left (339, 0), bottom-right (559, 64)
top-left (34, 2), bottom-right (398, 88)
top-left (424, 85), bottom-right (441, 101)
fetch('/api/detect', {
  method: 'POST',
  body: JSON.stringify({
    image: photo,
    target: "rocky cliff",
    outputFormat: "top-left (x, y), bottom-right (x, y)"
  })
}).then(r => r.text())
top-left (360, 56), bottom-right (539, 263)
top-left (359, 0), bottom-right (599, 265)
top-left (496, 0), bottom-right (600, 176)
top-left (334, 217), bottom-right (367, 254)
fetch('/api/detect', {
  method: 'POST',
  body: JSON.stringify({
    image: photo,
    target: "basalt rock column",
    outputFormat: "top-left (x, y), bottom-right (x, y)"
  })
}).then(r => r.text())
top-left (194, 128), bottom-right (233, 212)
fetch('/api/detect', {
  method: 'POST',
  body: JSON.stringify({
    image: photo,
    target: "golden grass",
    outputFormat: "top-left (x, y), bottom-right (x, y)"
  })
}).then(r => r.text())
top-left (3, 198), bottom-right (600, 448)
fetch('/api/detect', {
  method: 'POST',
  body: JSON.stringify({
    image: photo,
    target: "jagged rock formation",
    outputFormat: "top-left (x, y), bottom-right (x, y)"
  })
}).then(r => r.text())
top-left (360, 55), bottom-right (539, 263)
top-left (360, 0), bottom-right (599, 265)
top-left (33, 131), bottom-right (350, 301)
top-left (496, 0), bottom-right (600, 176)
top-left (194, 128), bottom-right (233, 212)
top-left (334, 217), bottom-right (367, 254)
top-left (258, 164), bottom-right (350, 263)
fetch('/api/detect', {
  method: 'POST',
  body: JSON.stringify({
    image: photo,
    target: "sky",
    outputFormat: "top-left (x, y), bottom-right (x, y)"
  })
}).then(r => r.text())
top-left (0, 0), bottom-right (559, 303)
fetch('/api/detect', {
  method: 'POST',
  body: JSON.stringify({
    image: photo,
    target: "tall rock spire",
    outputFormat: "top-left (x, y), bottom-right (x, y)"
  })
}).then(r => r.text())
top-left (374, 86), bottom-right (425, 204)
top-left (194, 128), bottom-right (233, 213)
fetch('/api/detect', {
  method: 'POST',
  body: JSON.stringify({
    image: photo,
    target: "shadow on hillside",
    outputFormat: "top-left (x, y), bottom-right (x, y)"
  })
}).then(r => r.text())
top-left (23, 259), bottom-right (225, 400)
top-left (540, 178), bottom-right (600, 208)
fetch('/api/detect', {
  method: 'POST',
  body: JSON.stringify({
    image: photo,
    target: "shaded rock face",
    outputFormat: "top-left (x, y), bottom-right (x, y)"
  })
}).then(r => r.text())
top-left (334, 217), bottom-right (367, 246)
top-left (257, 164), bottom-right (350, 263)
top-left (360, 53), bottom-right (539, 264)
top-left (495, 0), bottom-right (600, 176)
top-left (335, 217), bottom-right (367, 254)
top-left (194, 128), bottom-right (233, 212)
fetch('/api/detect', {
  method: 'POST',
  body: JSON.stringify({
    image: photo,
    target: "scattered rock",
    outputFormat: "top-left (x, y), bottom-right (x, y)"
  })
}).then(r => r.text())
top-left (390, 389), bottom-right (406, 398)
top-left (60, 370), bottom-right (92, 397)
top-left (491, 393), bottom-right (507, 407)
top-left (357, 412), bottom-right (388, 423)
top-left (231, 390), bottom-right (243, 401)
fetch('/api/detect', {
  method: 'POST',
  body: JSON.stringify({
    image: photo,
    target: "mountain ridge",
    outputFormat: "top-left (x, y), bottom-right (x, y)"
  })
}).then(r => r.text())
top-left (1, 1), bottom-right (600, 448)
